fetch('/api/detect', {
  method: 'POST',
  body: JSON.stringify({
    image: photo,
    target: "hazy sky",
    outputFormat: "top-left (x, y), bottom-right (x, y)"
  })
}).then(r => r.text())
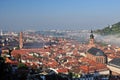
top-left (0, 0), bottom-right (120, 31)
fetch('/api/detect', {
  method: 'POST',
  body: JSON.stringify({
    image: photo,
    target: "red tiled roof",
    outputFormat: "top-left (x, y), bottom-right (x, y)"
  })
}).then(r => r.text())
top-left (57, 68), bottom-right (68, 73)
top-left (5, 58), bottom-right (18, 65)
top-left (79, 58), bottom-right (108, 73)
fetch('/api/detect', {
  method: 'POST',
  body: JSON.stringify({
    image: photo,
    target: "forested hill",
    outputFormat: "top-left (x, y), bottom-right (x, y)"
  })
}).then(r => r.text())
top-left (95, 22), bottom-right (120, 35)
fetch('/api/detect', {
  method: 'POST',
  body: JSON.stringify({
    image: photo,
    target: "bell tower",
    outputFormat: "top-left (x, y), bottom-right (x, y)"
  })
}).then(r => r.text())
top-left (89, 30), bottom-right (95, 48)
top-left (19, 32), bottom-right (23, 49)
top-left (89, 30), bottom-right (94, 45)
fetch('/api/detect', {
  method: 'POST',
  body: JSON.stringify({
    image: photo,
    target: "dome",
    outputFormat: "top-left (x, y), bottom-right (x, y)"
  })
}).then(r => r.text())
top-left (90, 34), bottom-right (94, 39)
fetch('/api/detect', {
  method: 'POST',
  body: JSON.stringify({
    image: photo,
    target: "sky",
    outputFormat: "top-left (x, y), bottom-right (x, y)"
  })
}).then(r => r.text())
top-left (0, 0), bottom-right (120, 31)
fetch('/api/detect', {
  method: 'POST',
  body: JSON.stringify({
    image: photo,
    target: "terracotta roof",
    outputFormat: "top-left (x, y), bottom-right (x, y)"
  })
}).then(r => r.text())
top-left (80, 58), bottom-right (108, 73)
top-left (5, 58), bottom-right (18, 65)
top-left (57, 68), bottom-right (68, 73)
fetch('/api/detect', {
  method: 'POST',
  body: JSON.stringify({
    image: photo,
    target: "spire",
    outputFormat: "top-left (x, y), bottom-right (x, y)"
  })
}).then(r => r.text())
top-left (90, 30), bottom-right (94, 39)
top-left (91, 30), bottom-right (93, 33)
top-left (88, 30), bottom-right (95, 48)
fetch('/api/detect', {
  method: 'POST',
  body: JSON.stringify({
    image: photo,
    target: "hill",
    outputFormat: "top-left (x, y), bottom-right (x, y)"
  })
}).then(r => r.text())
top-left (95, 22), bottom-right (120, 35)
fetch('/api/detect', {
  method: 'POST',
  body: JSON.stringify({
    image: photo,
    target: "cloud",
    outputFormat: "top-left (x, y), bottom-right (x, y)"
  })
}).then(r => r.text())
top-left (95, 34), bottom-right (120, 47)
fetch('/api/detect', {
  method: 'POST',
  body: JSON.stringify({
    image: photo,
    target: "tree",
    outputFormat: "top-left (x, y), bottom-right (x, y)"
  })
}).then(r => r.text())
top-left (95, 22), bottom-right (120, 35)
top-left (18, 63), bottom-right (28, 69)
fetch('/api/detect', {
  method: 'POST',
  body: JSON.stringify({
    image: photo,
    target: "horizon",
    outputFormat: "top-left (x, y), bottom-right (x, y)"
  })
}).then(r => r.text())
top-left (0, 0), bottom-right (120, 31)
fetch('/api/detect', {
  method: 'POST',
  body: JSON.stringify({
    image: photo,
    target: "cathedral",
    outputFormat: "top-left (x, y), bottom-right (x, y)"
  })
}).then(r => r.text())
top-left (87, 30), bottom-right (107, 64)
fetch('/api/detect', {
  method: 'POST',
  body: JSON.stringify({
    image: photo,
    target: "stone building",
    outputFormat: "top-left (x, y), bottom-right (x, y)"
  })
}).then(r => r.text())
top-left (107, 58), bottom-right (120, 75)
top-left (88, 30), bottom-right (96, 48)
top-left (87, 47), bottom-right (107, 64)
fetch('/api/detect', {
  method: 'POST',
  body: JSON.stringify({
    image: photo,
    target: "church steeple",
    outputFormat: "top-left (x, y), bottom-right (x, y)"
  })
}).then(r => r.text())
top-left (89, 30), bottom-right (95, 47)
top-left (90, 30), bottom-right (94, 39)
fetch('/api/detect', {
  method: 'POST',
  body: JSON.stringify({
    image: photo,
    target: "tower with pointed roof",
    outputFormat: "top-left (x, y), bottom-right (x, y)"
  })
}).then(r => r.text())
top-left (89, 30), bottom-right (94, 45)
top-left (88, 30), bottom-right (95, 48)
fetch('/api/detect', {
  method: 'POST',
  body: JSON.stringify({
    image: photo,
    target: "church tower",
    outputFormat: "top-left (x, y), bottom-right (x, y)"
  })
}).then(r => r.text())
top-left (89, 30), bottom-right (94, 45)
top-left (19, 32), bottom-right (23, 49)
top-left (89, 30), bottom-right (95, 48)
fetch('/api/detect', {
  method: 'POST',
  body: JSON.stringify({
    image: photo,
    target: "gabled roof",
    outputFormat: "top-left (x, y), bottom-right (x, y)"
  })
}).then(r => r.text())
top-left (87, 47), bottom-right (105, 56)
top-left (109, 58), bottom-right (120, 68)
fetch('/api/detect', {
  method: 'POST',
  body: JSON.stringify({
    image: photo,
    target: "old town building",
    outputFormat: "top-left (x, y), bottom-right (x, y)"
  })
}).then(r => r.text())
top-left (87, 47), bottom-right (107, 64)
top-left (107, 58), bottom-right (120, 75)
top-left (88, 30), bottom-right (96, 48)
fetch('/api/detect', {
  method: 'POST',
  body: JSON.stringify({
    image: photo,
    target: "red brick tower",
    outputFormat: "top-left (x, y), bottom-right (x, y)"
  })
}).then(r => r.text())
top-left (19, 32), bottom-right (23, 49)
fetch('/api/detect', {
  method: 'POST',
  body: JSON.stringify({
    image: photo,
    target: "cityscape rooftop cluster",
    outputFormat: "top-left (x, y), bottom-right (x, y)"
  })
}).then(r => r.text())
top-left (0, 30), bottom-right (120, 80)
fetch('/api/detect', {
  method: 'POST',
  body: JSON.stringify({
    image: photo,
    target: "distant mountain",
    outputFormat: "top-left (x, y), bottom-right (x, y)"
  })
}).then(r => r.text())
top-left (95, 22), bottom-right (120, 35)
